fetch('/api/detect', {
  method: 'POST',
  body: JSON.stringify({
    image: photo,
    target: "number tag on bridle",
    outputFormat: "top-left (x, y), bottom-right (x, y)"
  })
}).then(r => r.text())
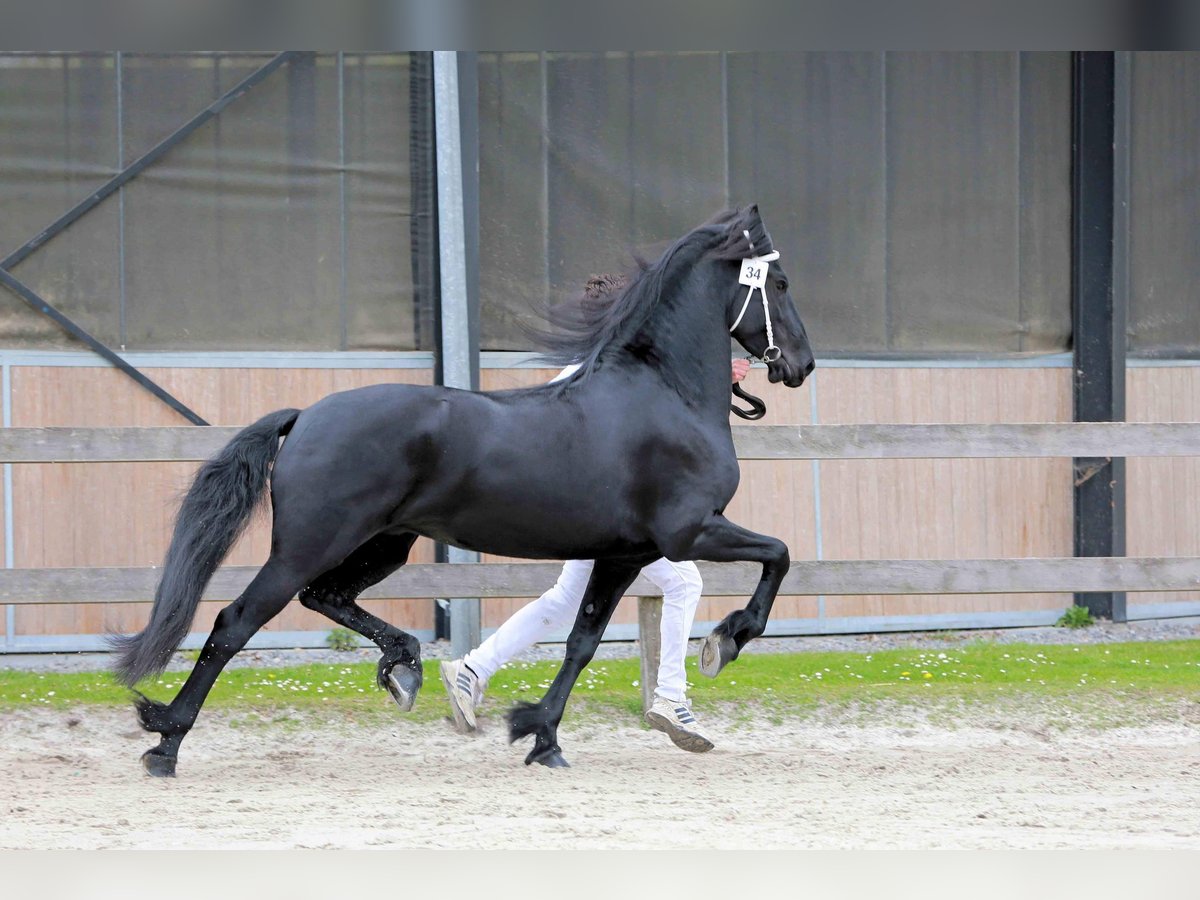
top-left (739, 259), bottom-right (768, 290)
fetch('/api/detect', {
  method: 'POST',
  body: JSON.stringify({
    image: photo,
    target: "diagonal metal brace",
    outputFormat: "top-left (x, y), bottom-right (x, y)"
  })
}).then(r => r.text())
top-left (0, 268), bottom-right (208, 425)
top-left (1, 51), bottom-right (299, 272)
top-left (0, 51), bottom-right (302, 426)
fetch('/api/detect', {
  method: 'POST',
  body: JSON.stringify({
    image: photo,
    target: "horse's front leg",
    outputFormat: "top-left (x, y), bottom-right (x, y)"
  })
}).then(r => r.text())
top-left (670, 514), bottom-right (790, 678)
top-left (507, 559), bottom-right (643, 767)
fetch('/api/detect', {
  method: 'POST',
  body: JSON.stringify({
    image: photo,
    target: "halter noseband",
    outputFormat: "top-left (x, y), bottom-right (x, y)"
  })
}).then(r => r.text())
top-left (729, 230), bottom-right (782, 363)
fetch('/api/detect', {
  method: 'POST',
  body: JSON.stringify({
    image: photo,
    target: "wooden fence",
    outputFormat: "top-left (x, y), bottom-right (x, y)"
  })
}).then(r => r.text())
top-left (3, 423), bottom-right (1200, 692)
top-left (3, 421), bottom-right (1199, 463)
top-left (3, 423), bottom-right (1200, 603)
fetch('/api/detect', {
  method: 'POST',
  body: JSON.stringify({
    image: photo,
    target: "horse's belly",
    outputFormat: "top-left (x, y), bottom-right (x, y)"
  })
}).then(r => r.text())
top-left (421, 530), bottom-right (645, 561)
top-left (418, 505), bottom-right (641, 561)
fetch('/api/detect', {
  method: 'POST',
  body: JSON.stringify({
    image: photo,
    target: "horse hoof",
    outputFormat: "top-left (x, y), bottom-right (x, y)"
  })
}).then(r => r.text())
top-left (526, 747), bottom-right (570, 768)
top-left (385, 666), bottom-right (421, 713)
top-left (141, 748), bottom-right (177, 778)
top-left (539, 751), bottom-right (570, 769)
top-left (698, 631), bottom-right (738, 678)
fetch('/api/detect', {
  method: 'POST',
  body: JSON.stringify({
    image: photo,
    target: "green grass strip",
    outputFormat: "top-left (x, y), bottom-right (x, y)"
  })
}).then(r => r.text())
top-left (1, 639), bottom-right (1196, 726)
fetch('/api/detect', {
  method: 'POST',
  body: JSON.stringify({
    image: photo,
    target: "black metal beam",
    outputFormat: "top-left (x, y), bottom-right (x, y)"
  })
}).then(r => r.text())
top-left (0, 268), bottom-right (208, 425)
top-left (409, 52), bottom-right (440, 354)
top-left (1071, 51), bottom-right (1128, 623)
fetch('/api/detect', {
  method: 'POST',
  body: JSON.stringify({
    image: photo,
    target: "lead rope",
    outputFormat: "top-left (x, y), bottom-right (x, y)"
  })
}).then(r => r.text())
top-left (731, 375), bottom-right (767, 420)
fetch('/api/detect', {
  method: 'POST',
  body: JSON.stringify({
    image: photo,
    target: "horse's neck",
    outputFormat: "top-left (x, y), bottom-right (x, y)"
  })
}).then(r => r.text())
top-left (620, 285), bottom-right (734, 422)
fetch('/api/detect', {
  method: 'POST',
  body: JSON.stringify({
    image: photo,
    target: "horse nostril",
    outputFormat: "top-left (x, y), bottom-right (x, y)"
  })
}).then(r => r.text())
top-left (803, 359), bottom-right (815, 377)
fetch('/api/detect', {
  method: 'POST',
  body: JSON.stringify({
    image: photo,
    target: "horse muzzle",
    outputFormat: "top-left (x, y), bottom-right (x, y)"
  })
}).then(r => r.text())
top-left (769, 355), bottom-right (814, 388)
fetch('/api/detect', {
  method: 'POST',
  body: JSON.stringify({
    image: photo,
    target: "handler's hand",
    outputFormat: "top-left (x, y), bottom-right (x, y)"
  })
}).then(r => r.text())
top-left (731, 358), bottom-right (751, 383)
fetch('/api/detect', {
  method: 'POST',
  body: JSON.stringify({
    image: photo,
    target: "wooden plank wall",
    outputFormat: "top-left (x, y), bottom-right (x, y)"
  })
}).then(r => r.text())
top-left (817, 367), bottom-right (1074, 619)
top-left (481, 364), bottom-right (1078, 629)
top-left (7, 362), bottom-right (1198, 640)
top-left (10, 366), bottom-right (436, 638)
top-left (1127, 367), bottom-right (1200, 606)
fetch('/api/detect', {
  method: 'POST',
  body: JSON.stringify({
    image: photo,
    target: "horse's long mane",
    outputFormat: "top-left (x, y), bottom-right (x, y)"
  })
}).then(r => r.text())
top-left (534, 205), bottom-right (774, 375)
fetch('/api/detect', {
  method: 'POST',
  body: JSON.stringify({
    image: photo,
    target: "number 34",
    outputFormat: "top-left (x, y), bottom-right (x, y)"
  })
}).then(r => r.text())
top-left (739, 262), bottom-right (766, 288)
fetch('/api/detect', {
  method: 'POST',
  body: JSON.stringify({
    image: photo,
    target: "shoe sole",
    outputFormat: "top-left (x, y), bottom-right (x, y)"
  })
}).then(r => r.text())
top-left (439, 662), bottom-right (477, 734)
top-left (645, 710), bottom-right (714, 753)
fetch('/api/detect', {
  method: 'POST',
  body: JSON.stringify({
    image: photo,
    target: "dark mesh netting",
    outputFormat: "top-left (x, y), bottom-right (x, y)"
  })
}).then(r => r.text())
top-left (478, 51), bottom-right (1075, 355)
top-left (0, 52), bottom-right (435, 351)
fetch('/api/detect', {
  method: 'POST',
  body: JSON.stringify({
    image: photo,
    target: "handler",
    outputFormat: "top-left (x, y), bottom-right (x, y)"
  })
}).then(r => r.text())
top-left (440, 275), bottom-right (752, 754)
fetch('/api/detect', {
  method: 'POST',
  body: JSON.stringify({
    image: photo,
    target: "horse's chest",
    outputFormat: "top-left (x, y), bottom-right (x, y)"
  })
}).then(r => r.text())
top-left (709, 452), bottom-right (741, 506)
top-left (640, 432), bottom-right (739, 505)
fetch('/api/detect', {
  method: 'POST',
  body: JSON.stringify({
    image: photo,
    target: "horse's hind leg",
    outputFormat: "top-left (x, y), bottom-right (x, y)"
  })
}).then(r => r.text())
top-left (136, 559), bottom-right (303, 777)
top-left (297, 531), bottom-right (424, 711)
top-left (507, 559), bottom-right (644, 767)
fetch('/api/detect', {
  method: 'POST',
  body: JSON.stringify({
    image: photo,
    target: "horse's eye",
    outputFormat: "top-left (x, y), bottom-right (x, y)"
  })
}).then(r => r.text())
top-left (775, 279), bottom-right (788, 293)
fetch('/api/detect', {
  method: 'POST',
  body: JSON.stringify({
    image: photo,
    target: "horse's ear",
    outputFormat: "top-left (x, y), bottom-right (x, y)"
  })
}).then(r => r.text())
top-left (739, 204), bottom-right (763, 243)
top-left (716, 204), bottom-right (770, 259)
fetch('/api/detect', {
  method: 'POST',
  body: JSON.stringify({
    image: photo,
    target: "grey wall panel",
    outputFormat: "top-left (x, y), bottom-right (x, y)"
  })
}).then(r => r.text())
top-left (479, 51), bottom-right (1072, 355)
top-left (1129, 52), bottom-right (1200, 356)
top-left (119, 54), bottom-right (235, 349)
top-left (121, 54), bottom-right (344, 350)
top-left (728, 52), bottom-right (887, 353)
top-left (481, 52), bottom-right (729, 350)
top-left (342, 54), bottom-right (418, 351)
top-left (478, 52), bottom-right (548, 350)
top-left (545, 53), bottom-right (635, 303)
top-left (0, 54), bottom-right (120, 348)
top-left (886, 52), bottom-right (1021, 352)
top-left (0, 53), bottom-right (423, 353)
top-left (1018, 52), bottom-right (1072, 353)
top-left (628, 52), bottom-right (726, 250)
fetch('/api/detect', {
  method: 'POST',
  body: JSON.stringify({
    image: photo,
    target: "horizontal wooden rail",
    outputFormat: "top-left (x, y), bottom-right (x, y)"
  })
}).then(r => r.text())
top-left (1, 557), bottom-right (1196, 604)
top-left (1, 422), bottom-right (1199, 463)
top-left (734, 422), bottom-right (1200, 459)
top-left (0, 426), bottom-right (1195, 619)
top-left (0, 427), bottom-right (238, 462)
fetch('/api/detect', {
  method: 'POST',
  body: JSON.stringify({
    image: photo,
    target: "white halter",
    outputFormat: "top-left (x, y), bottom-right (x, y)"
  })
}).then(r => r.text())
top-left (729, 229), bottom-right (782, 363)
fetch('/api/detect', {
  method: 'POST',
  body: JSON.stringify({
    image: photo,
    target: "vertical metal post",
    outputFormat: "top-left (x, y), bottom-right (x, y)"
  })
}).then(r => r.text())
top-left (116, 51), bottom-right (127, 349)
top-left (810, 374), bottom-right (825, 624)
top-left (337, 52), bottom-right (348, 351)
top-left (408, 53), bottom-right (448, 637)
top-left (456, 52), bottom-right (481, 362)
top-left (539, 52), bottom-right (550, 299)
top-left (434, 50), bottom-right (482, 656)
top-left (2, 360), bottom-right (11, 651)
top-left (1071, 51), bottom-right (1128, 623)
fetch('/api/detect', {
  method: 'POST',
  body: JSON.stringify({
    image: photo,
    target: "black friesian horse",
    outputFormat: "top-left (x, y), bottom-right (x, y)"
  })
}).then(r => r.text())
top-left (112, 205), bottom-right (814, 775)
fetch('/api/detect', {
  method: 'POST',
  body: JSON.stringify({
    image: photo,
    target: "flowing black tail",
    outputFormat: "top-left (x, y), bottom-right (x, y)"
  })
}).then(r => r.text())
top-left (110, 408), bottom-right (301, 687)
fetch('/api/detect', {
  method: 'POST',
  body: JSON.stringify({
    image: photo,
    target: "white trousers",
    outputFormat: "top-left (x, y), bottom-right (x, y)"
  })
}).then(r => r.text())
top-left (464, 557), bottom-right (703, 702)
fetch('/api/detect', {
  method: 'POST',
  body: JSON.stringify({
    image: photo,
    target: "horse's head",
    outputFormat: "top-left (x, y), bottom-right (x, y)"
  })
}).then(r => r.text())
top-left (716, 206), bottom-right (815, 388)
